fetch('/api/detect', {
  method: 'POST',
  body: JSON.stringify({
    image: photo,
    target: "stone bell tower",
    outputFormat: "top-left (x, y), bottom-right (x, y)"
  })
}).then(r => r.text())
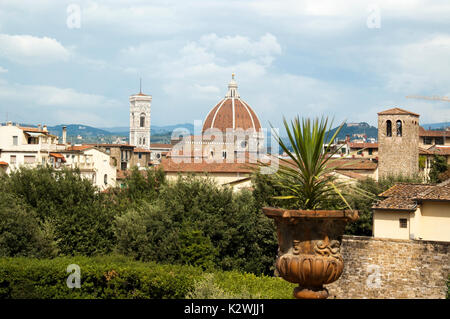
top-left (377, 107), bottom-right (420, 179)
top-left (129, 82), bottom-right (151, 150)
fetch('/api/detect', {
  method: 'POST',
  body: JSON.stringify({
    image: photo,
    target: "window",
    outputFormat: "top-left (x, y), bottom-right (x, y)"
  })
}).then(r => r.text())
top-left (104, 174), bottom-right (108, 185)
top-left (140, 114), bottom-right (145, 128)
top-left (142, 138), bottom-right (145, 145)
top-left (10, 155), bottom-right (16, 164)
top-left (222, 151), bottom-right (227, 159)
top-left (24, 156), bottom-right (35, 164)
top-left (435, 137), bottom-right (444, 145)
top-left (368, 148), bottom-right (373, 155)
top-left (138, 152), bottom-right (142, 159)
top-left (399, 218), bottom-right (407, 228)
top-left (13, 136), bottom-right (18, 146)
top-left (396, 120), bottom-right (402, 137)
top-left (105, 148), bottom-right (111, 154)
top-left (423, 137), bottom-right (432, 145)
top-left (386, 120), bottom-right (392, 137)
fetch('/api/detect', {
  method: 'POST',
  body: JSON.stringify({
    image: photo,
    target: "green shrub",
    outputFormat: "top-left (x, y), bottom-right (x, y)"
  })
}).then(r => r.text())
top-left (114, 175), bottom-right (278, 275)
top-left (0, 192), bottom-right (58, 258)
top-left (0, 256), bottom-right (294, 299)
top-left (0, 166), bottom-right (117, 256)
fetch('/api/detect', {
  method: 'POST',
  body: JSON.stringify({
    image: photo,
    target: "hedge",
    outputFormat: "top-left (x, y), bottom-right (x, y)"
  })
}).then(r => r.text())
top-left (0, 256), bottom-right (295, 299)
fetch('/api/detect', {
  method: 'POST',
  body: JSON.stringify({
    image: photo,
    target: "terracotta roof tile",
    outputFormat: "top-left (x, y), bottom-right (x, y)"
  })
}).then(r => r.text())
top-left (159, 157), bottom-right (255, 174)
top-left (377, 107), bottom-right (420, 117)
top-left (67, 145), bottom-right (93, 151)
top-left (150, 143), bottom-right (173, 149)
top-left (327, 158), bottom-right (378, 170)
top-left (416, 180), bottom-right (450, 201)
top-left (133, 148), bottom-right (151, 153)
top-left (374, 183), bottom-right (435, 211)
top-left (348, 142), bottom-right (378, 149)
top-left (0, 161), bottom-right (8, 166)
top-left (419, 126), bottom-right (448, 137)
top-left (49, 153), bottom-right (66, 162)
top-left (334, 170), bottom-right (367, 180)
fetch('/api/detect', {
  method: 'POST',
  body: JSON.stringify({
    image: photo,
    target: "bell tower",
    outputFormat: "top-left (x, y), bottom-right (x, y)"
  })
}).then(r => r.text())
top-left (377, 107), bottom-right (420, 179)
top-left (129, 81), bottom-right (151, 150)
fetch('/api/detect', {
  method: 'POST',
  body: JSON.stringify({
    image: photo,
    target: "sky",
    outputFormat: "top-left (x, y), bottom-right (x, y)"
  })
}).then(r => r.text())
top-left (0, 0), bottom-right (449, 129)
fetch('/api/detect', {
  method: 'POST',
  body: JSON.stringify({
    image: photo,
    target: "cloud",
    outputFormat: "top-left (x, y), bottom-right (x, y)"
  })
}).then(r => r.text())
top-left (0, 66), bottom-right (7, 73)
top-left (0, 34), bottom-right (71, 65)
top-left (0, 79), bottom-right (123, 126)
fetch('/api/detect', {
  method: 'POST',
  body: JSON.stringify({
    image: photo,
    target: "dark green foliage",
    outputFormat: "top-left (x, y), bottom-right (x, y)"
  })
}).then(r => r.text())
top-left (0, 166), bottom-right (278, 275)
top-left (120, 166), bottom-right (166, 202)
top-left (0, 166), bottom-right (117, 256)
top-left (0, 256), bottom-right (294, 299)
top-left (178, 229), bottom-right (217, 270)
top-left (0, 192), bottom-right (58, 258)
top-left (429, 155), bottom-right (449, 183)
top-left (114, 175), bottom-right (278, 275)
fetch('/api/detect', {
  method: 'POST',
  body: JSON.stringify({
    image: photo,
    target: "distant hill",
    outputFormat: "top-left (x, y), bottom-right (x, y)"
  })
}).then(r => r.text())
top-left (421, 122), bottom-right (450, 130)
top-left (326, 122), bottom-right (378, 142)
top-left (47, 124), bottom-right (111, 137)
top-left (101, 123), bottom-right (195, 135)
top-left (4, 120), bottom-right (447, 146)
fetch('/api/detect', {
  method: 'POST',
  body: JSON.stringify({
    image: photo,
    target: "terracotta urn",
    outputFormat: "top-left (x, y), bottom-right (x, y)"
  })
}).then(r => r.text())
top-left (263, 207), bottom-right (358, 299)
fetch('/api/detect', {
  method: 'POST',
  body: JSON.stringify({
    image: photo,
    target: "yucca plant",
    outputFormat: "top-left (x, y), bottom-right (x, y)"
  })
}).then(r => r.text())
top-left (270, 116), bottom-right (352, 210)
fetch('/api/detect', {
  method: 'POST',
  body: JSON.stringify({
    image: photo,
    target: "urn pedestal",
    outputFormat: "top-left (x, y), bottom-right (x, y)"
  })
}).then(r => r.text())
top-left (263, 207), bottom-right (358, 299)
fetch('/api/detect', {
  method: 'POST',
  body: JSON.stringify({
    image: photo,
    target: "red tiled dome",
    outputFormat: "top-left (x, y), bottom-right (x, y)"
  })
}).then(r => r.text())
top-left (202, 75), bottom-right (261, 133)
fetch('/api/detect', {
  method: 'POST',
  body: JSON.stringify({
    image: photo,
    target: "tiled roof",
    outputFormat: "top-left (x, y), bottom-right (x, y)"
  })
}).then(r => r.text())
top-left (49, 153), bottom-right (66, 162)
top-left (348, 142), bottom-right (379, 149)
top-left (419, 147), bottom-right (436, 155)
top-left (374, 183), bottom-right (435, 211)
top-left (334, 170), bottom-right (367, 180)
top-left (419, 146), bottom-right (450, 156)
top-left (134, 148), bottom-right (151, 153)
top-left (419, 126), bottom-right (448, 137)
top-left (67, 145), bottom-right (93, 151)
top-left (20, 127), bottom-right (49, 134)
top-left (378, 183), bottom-right (433, 198)
top-left (158, 157), bottom-right (254, 174)
top-left (0, 161), bottom-right (8, 166)
top-left (327, 158), bottom-right (378, 170)
top-left (86, 143), bottom-right (135, 148)
top-left (416, 180), bottom-right (450, 201)
top-left (150, 143), bottom-right (173, 149)
top-left (377, 107), bottom-right (420, 117)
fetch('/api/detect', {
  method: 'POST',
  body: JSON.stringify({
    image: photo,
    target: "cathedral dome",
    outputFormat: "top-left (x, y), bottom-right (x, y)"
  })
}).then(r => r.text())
top-left (202, 74), bottom-right (261, 133)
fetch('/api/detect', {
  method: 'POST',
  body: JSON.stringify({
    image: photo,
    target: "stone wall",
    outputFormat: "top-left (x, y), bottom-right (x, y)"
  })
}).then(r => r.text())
top-left (378, 113), bottom-right (419, 178)
top-left (327, 235), bottom-right (449, 299)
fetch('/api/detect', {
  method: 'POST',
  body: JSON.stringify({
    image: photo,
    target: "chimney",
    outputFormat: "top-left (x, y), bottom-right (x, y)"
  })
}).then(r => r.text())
top-left (62, 126), bottom-right (67, 145)
top-left (7, 121), bottom-right (12, 126)
top-left (38, 124), bottom-right (42, 131)
top-left (43, 125), bottom-right (48, 132)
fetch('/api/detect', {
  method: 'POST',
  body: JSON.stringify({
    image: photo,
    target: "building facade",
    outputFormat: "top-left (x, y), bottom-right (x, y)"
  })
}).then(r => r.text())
top-left (372, 181), bottom-right (450, 242)
top-left (129, 91), bottom-right (151, 150)
top-left (377, 107), bottom-right (420, 178)
top-left (0, 122), bottom-right (65, 174)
